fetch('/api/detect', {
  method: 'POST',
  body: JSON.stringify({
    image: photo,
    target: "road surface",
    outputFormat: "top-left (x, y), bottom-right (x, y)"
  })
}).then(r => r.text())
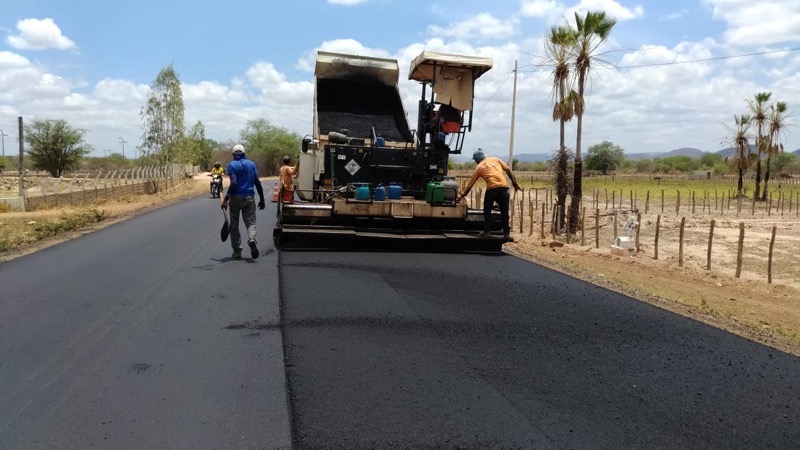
top-left (1, 195), bottom-right (798, 448)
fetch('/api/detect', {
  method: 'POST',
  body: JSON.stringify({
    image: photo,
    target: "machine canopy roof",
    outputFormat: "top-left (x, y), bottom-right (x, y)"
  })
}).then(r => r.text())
top-left (408, 51), bottom-right (493, 111)
top-left (408, 51), bottom-right (493, 83)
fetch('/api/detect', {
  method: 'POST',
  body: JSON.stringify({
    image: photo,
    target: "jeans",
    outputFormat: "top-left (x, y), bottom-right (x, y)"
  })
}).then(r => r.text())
top-left (483, 187), bottom-right (510, 233)
top-left (229, 195), bottom-right (257, 250)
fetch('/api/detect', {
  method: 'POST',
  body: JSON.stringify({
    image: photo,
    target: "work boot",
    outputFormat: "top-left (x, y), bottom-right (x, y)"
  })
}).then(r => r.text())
top-left (503, 232), bottom-right (513, 242)
top-left (232, 247), bottom-right (242, 259)
top-left (248, 240), bottom-right (259, 259)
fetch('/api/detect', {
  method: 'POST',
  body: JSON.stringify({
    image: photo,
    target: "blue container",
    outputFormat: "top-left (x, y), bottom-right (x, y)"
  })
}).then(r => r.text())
top-left (355, 184), bottom-right (371, 201)
top-left (388, 183), bottom-right (402, 200)
top-left (374, 184), bottom-right (386, 201)
top-left (376, 136), bottom-right (385, 147)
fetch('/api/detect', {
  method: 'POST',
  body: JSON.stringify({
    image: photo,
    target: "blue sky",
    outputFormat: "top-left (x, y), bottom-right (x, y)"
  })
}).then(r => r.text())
top-left (1, 0), bottom-right (798, 158)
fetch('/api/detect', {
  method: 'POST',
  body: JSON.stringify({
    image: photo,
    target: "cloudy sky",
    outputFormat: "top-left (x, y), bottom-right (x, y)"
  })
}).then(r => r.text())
top-left (1, 0), bottom-right (798, 159)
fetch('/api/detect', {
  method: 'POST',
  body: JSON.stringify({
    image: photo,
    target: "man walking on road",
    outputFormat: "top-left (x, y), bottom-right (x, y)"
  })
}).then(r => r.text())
top-left (458, 149), bottom-right (521, 241)
top-left (221, 144), bottom-right (265, 259)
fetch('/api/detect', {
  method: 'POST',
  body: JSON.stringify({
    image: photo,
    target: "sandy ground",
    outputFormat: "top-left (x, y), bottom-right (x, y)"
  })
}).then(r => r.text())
top-left (3, 174), bottom-right (799, 356)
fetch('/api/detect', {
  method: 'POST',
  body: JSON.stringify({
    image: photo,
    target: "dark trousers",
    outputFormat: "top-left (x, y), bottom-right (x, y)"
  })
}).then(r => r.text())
top-left (483, 187), bottom-right (510, 233)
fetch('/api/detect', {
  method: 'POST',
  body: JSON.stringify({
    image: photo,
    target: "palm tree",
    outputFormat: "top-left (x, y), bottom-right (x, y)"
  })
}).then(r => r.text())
top-left (745, 91), bottom-right (772, 200)
top-left (762, 101), bottom-right (788, 200)
top-left (724, 114), bottom-right (755, 198)
top-left (568, 10), bottom-right (616, 233)
top-left (545, 24), bottom-right (577, 233)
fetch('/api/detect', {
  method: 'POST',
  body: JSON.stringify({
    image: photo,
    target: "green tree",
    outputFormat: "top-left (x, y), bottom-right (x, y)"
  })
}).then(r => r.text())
top-left (724, 114), bottom-right (756, 197)
top-left (771, 152), bottom-right (798, 176)
top-left (140, 64), bottom-right (185, 163)
top-left (545, 24), bottom-right (577, 234)
top-left (239, 119), bottom-right (301, 175)
top-left (762, 100), bottom-right (788, 200)
top-left (745, 91), bottom-right (771, 199)
top-left (699, 152), bottom-right (723, 169)
top-left (568, 10), bottom-right (616, 232)
top-left (24, 119), bottom-right (89, 177)
top-left (585, 141), bottom-right (624, 174)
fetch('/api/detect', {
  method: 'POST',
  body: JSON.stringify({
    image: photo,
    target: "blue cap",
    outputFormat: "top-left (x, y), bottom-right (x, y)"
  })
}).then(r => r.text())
top-left (472, 149), bottom-right (485, 163)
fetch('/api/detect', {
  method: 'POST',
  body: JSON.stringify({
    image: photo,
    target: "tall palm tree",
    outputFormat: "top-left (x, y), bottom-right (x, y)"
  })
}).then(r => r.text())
top-left (725, 114), bottom-right (755, 198)
top-left (745, 91), bottom-right (772, 200)
top-left (568, 10), bottom-right (616, 233)
top-left (545, 24), bottom-right (577, 233)
top-left (762, 101), bottom-right (788, 200)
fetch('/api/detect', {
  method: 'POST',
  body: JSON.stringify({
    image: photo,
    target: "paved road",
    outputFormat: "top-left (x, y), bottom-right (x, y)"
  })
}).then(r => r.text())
top-left (0, 196), bottom-right (291, 449)
top-left (2, 195), bottom-right (799, 449)
top-left (281, 251), bottom-right (800, 448)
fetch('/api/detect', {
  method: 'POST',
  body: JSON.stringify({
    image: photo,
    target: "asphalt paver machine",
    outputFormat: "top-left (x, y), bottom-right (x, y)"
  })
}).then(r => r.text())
top-left (273, 50), bottom-right (503, 251)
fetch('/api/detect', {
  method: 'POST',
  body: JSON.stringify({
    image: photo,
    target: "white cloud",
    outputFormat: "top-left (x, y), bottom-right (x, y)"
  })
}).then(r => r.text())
top-left (5, 18), bottom-right (77, 51)
top-left (568, 0), bottom-right (644, 21)
top-left (520, 0), bottom-right (644, 23)
top-left (705, 0), bottom-right (800, 47)
top-left (427, 12), bottom-right (517, 40)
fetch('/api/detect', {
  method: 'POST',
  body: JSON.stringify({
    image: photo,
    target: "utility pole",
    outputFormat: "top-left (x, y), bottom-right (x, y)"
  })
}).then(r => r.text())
top-left (508, 60), bottom-right (518, 167)
top-left (119, 137), bottom-right (127, 158)
top-left (104, 149), bottom-right (110, 158)
top-left (18, 117), bottom-right (24, 201)
top-left (0, 128), bottom-right (7, 158)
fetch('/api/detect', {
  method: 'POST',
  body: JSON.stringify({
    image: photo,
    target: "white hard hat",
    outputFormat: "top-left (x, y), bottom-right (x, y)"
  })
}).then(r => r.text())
top-left (232, 144), bottom-right (245, 154)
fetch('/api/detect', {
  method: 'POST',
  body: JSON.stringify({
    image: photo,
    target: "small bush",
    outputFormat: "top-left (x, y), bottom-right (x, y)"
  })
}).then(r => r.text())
top-left (33, 208), bottom-right (107, 240)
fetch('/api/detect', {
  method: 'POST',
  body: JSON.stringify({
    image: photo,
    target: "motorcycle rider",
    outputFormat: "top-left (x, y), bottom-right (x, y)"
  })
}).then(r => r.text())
top-left (221, 145), bottom-right (265, 259)
top-left (209, 161), bottom-right (224, 195)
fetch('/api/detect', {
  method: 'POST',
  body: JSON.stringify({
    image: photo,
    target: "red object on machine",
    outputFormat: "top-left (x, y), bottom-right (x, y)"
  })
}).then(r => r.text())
top-left (271, 182), bottom-right (280, 202)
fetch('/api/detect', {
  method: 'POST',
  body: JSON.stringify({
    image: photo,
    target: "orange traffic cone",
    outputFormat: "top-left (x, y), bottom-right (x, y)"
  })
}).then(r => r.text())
top-left (271, 182), bottom-right (280, 202)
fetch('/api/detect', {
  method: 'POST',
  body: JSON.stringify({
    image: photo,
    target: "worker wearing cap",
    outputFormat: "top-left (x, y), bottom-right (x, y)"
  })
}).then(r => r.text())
top-left (458, 149), bottom-right (521, 241)
top-left (221, 144), bottom-right (265, 259)
top-left (279, 155), bottom-right (299, 203)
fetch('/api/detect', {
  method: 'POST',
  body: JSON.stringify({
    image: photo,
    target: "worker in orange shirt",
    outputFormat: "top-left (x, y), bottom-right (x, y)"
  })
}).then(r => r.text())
top-left (279, 155), bottom-right (299, 203)
top-left (458, 149), bottom-right (521, 240)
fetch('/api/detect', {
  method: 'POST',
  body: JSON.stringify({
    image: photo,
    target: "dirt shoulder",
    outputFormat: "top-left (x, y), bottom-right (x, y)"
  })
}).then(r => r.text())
top-left (3, 176), bottom-right (799, 357)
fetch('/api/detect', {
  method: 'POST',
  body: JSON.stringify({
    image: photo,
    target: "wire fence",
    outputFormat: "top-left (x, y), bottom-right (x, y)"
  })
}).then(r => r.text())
top-left (458, 180), bottom-right (800, 287)
top-left (0, 164), bottom-right (197, 211)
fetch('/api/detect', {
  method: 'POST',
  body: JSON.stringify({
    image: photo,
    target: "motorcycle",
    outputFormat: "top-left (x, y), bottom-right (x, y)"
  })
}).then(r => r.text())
top-left (210, 173), bottom-right (223, 198)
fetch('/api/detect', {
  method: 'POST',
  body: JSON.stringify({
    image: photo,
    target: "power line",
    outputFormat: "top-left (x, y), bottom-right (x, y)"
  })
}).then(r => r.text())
top-left (615, 47), bottom-right (800, 69)
top-left (476, 71), bottom-right (512, 114)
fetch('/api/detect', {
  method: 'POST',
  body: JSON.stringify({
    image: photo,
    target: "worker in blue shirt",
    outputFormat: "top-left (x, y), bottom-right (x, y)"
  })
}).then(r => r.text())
top-left (221, 144), bottom-right (265, 259)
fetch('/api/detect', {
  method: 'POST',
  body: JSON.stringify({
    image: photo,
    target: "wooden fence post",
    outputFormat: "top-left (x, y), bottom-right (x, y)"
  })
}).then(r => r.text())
top-left (706, 219), bottom-right (715, 270)
top-left (676, 190), bottom-right (681, 214)
top-left (661, 189), bottom-right (665, 213)
top-left (581, 207), bottom-right (586, 246)
top-left (519, 200), bottom-right (524, 234)
top-left (529, 201), bottom-right (534, 236)
top-left (540, 204), bottom-right (546, 239)
top-left (605, 188), bottom-right (608, 210)
top-left (751, 190), bottom-right (756, 215)
top-left (635, 212), bottom-right (641, 253)
top-left (645, 190), bottom-right (650, 214)
top-left (768, 225), bottom-right (776, 284)
top-left (692, 190), bottom-right (696, 214)
top-left (595, 208), bottom-right (600, 249)
top-left (735, 222), bottom-right (745, 278)
top-left (678, 217), bottom-right (686, 267)
top-left (654, 215), bottom-right (661, 260)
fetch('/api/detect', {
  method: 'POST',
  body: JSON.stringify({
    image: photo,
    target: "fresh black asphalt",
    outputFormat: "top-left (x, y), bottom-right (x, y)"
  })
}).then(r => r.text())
top-left (280, 250), bottom-right (800, 448)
